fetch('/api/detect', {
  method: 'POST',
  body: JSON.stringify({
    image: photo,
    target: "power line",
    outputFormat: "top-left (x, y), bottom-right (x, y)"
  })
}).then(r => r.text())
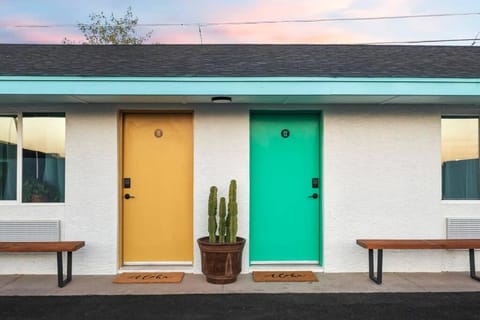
top-left (3, 11), bottom-right (480, 45)
top-left (4, 11), bottom-right (480, 29)
top-left (190, 12), bottom-right (480, 27)
top-left (472, 32), bottom-right (480, 46)
top-left (362, 38), bottom-right (480, 45)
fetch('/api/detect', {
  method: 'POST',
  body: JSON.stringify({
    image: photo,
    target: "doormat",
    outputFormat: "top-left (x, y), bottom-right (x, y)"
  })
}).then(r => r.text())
top-left (252, 271), bottom-right (318, 282)
top-left (113, 272), bottom-right (184, 284)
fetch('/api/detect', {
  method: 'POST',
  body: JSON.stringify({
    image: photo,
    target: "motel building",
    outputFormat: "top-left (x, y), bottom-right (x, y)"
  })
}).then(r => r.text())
top-left (0, 44), bottom-right (479, 277)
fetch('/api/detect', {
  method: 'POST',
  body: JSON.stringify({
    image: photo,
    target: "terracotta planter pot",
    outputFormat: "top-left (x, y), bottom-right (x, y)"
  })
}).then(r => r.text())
top-left (197, 236), bottom-right (246, 284)
top-left (30, 194), bottom-right (48, 202)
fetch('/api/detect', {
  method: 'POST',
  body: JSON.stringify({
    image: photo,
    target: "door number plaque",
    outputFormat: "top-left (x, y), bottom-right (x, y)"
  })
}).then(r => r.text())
top-left (154, 129), bottom-right (163, 138)
top-left (281, 129), bottom-right (290, 138)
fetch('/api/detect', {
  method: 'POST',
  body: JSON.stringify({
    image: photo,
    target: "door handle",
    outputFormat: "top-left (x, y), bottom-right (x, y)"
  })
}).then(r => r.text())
top-left (308, 193), bottom-right (318, 199)
top-left (124, 193), bottom-right (135, 200)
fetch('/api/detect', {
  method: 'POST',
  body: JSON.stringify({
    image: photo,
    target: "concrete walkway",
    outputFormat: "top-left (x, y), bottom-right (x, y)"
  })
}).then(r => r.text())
top-left (0, 272), bottom-right (479, 296)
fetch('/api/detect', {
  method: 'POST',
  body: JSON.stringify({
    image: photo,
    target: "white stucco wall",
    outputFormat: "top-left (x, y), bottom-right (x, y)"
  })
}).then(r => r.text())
top-left (0, 105), bottom-right (119, 275)
top-left (0, 103), bottom-right (479, 275)
top-left (193, 105), bottom-right (250, 273)
top-left (323, 104), bottom-right (480, 272)
top-left (64, 105), bottom-right (119, 274)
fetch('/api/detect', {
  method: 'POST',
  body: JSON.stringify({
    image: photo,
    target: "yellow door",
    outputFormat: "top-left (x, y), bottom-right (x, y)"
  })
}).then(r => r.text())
top-left (122, 113), bottom-right (193, 264)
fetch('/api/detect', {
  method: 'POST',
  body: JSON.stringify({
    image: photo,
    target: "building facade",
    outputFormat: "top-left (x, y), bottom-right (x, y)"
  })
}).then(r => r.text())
top-left (0, 44), bottom-right (479, 275)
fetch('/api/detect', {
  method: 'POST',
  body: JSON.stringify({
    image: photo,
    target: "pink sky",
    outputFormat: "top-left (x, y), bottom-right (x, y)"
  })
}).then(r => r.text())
top-left (1, 0), bottom-right (480, 44)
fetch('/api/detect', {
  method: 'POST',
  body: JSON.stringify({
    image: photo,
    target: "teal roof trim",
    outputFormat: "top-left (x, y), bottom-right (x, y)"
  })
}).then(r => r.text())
top-left (1, 76), bottom-right (480, 96)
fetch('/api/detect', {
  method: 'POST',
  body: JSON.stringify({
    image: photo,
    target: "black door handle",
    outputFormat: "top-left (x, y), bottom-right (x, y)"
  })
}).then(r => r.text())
top-left (124, 193), bottom-right (135, 200)
top-left (308, 193), bottom-right (318, 199)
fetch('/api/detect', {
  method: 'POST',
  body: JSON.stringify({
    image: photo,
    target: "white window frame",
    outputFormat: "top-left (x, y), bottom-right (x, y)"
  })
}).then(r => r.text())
top-left (0, 112), bottom-right (65, 205)
top-left (441, 114), bottom-right (480, 201)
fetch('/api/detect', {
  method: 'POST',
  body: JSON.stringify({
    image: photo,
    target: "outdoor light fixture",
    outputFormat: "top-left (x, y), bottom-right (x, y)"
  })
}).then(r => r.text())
top-left (211, 96), bottom-right (232, 103)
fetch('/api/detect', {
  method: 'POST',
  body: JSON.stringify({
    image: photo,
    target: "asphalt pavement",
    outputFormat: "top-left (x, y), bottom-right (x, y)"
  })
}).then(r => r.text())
top-left (2, 292), bottom-right (480, 320)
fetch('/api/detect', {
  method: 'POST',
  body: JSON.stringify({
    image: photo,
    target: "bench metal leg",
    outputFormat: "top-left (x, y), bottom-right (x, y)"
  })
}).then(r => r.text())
top-left (56, 251), bottom-right (73, 288)
top-left (368, 249), bottom-right (383, 284)
top-left (469, 249), bottom-right (480, 281)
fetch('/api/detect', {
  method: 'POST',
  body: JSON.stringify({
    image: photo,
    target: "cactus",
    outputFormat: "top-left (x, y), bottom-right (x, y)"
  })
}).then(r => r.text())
top-left (227, 179), bottom-right (238, 243)
top-left (218, 197), bottom-right (226, 243)
top-left (207, 180), bottom-right (238, 243)
top-left (208, 186), bottom-right (218, 243)
top-left (227, 200), bottom-right (238, 243)
top-left (225, 207), bottom-right (230, 241)
top-left (229, 179), bottom-right (237, 202)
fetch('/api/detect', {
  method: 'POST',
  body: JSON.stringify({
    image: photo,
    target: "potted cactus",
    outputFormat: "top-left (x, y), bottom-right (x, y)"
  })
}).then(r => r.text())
top-left (22, 178), bottom-right (54, 202)
top-left (197, 179), bottom-right (246, 284)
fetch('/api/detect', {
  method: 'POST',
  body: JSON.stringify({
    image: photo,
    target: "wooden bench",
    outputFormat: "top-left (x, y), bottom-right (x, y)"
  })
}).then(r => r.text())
top-left (0, 241), bottom-right (85, 288)
top-left (356, 239), bottom-right (480, 284)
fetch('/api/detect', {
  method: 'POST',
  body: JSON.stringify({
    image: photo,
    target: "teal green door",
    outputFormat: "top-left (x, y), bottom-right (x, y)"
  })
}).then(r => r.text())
top-left (250, 113), bottom-right (322, 264)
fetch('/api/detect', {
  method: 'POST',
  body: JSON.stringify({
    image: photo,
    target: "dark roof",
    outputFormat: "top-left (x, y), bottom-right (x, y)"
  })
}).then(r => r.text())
top-left (0, 44), bottom-right (479, 78)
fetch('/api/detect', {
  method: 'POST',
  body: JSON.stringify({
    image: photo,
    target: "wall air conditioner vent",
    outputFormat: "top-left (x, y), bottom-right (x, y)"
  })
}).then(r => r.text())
top-left (0, 220), bottom-right (60, 241)
top-left (446, 218), bottom-right (480, 239)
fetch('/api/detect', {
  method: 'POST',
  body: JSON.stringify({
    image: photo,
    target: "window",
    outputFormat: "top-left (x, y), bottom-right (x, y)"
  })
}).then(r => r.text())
top-left (0, 115), bottom-right (17, 200)
top-left (441, 116), bottom-right (480, 200)
top-left (0, 113), bottom-right (65, 203)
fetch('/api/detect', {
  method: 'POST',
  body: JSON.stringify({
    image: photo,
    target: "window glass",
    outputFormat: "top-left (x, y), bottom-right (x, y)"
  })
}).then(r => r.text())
top-left (441, 117), bottom-right (480, 200)
top-left (0, 116), bottom-right (17, 200)
top-left (22, 113), bottom-right (65, 203)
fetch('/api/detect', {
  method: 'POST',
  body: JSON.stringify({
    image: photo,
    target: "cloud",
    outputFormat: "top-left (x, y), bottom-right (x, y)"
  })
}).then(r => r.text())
top-left (202, 23), bottom-right (374, 44)
top-left (0, 0), bottom-right (451, 44)
top-left (0, 16), bottom-right (83, 44)
top-left (194, 0), bottom-right (431, 44)
top-left (339, 0), bottom-right (451, 43)
top-left (194, 0), bottom-right (377, 44)
top-left (222, 0), bottom-right (356, 21)
top-left (18, 28), bottom-right (82, 44)
top-left (150, 26), bottom-right (202, 44)
top-left (345, 0), bottom-right (424, 17)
